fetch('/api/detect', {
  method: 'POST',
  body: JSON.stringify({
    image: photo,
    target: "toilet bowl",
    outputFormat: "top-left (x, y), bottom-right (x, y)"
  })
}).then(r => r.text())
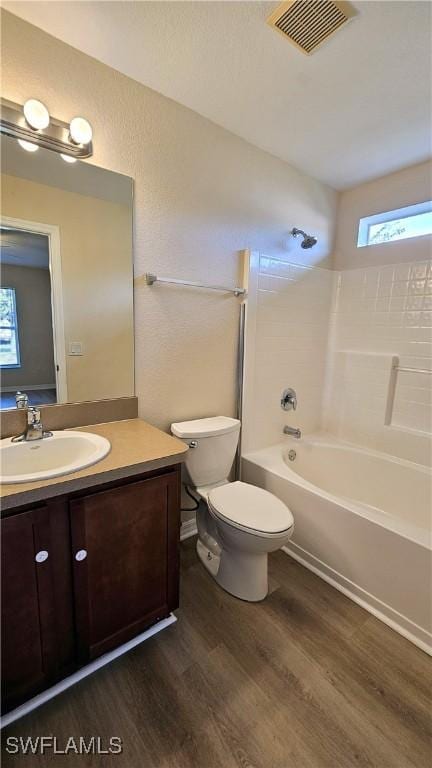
top-left (171, 417), bottom-right (294, 601)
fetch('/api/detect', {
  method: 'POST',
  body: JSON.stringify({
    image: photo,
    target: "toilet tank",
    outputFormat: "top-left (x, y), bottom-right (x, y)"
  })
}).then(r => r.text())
top-left (171, 417), bottom-right (240, 487)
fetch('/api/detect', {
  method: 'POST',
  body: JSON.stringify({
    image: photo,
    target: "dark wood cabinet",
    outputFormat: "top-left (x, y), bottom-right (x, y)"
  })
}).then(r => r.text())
top-left (1, 466), bottom-right (181, 714)
top-left (1, 506), bottom-right (58, 710)
top-left (70, 473), bottom-right (180, 661)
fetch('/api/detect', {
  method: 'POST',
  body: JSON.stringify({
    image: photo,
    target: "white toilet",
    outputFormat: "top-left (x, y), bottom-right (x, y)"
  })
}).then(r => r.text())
top-left (171, 416), bottom-right (294, 601)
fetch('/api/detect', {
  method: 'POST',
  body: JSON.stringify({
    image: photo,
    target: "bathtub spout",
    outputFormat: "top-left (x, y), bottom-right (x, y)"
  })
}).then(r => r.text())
top-left (283, 426), bottom-right (302, 439)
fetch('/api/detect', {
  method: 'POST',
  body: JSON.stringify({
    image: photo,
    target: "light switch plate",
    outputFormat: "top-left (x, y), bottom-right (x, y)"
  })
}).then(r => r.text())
top-left (68, 342), bottom-right (83, 356)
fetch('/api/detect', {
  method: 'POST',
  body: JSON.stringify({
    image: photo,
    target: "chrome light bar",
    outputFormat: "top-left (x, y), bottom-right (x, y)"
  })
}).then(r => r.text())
top-left (0, 98), bottom-right (93, 159)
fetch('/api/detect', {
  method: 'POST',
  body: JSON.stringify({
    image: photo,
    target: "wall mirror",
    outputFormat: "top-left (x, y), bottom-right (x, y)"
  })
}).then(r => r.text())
top-left (0, 135), bottom-right (134, 411)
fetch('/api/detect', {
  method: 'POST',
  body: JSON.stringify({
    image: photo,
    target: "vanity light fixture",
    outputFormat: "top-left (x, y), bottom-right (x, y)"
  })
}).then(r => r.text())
top-left (17, 139), bottom-right (39, 153)
top-left (69, 116), bottom-right (93, 146)
top-left (0, 97), bottom-right (93, 159)
top-left (23, 99), bottom-right (50, 130)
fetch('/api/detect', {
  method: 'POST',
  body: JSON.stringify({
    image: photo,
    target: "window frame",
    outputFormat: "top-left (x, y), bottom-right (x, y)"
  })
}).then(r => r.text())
top-left (0, 287), bottom-right (21, 369)
top-left (357, 200), bottom-right (432, 248)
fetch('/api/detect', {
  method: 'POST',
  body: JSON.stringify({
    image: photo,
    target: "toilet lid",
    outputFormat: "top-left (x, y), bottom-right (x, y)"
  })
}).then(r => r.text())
top-left (208, 481), bottom-right (294, 535)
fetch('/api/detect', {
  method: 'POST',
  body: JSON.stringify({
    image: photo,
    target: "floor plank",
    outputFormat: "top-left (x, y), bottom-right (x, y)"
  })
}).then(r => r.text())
top-left (2, 539), bottom-right (431, 767)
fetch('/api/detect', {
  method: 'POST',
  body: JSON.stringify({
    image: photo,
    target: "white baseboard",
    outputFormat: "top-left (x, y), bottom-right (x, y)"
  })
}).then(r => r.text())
top-left (180, 519), bottom-right (198, 541)
top-left (1, 614), bottom-right (177, 728)
top-left (282, 542), bottom-right (431, 656)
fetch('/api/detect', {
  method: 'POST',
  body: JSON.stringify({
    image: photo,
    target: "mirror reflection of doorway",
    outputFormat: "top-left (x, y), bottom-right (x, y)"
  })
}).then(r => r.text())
top-left (0, 227), bottom-right (58, 410)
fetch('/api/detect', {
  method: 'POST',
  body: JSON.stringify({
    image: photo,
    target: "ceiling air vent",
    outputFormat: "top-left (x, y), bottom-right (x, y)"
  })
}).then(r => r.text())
top-left (267, 0), bottom-right (357, 55)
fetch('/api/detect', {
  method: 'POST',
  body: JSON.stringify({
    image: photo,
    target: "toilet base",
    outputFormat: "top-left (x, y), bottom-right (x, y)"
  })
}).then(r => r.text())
top-left (197, 538), bottom-right (220, 578)
top-left (196, 537), bottom-right (268, 602)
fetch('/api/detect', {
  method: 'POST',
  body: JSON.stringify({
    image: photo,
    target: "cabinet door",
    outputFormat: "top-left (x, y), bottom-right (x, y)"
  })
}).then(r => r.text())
top-left (1, 507), bottom-right (57, 712)
top-left (70, 471), bottom-right (180, 662)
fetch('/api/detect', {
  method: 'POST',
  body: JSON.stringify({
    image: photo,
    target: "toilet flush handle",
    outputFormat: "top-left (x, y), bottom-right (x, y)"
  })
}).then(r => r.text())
top-left (188, 440), bottom-right (198, 448)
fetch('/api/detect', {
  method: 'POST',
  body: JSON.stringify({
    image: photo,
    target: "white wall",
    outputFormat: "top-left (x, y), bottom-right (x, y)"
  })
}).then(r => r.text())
top-left (1, 10), bottom-right (338, 432)
top-left (6, 11), bottom-right (428, 471)
top-left (334, 160), bottom-right (432, 270)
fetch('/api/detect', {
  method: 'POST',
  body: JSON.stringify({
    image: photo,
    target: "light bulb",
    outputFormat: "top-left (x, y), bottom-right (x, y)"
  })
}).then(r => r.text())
top-left (23, 99), bottom-right (50, 130)
top-left (61, 153), bottom-right (77, 164)
top-left (18, 139), bottom-right (38, 152)
top-left (69, 117), bottom-right (92, 145)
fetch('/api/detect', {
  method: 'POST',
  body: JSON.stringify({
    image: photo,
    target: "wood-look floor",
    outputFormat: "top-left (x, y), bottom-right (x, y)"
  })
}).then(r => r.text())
top-left (2, 537), bottom-right (431, 767)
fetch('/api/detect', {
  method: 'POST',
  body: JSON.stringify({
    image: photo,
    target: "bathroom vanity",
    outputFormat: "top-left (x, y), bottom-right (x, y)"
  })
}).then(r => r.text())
top-left (1, 419), bottom-right (187, 716)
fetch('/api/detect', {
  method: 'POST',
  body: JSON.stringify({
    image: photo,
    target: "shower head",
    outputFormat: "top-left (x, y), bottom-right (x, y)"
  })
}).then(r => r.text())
top-left (291, 228), bottom-right (318, 249)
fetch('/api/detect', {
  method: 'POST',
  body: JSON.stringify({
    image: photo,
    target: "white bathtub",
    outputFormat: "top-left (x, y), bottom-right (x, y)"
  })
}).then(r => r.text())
top-left (242, 434), bottom-right (432, 654)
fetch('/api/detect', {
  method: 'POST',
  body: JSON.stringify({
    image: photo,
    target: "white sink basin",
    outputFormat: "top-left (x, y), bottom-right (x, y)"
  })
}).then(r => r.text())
top-left (0, 431), bottom-right (111, 484)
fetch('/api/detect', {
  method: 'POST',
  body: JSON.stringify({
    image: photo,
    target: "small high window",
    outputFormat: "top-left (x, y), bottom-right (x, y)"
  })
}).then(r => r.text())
top-left (357, 201), bottom-right (432, 247)
top-left (0, 287), bottom-right (21, 368)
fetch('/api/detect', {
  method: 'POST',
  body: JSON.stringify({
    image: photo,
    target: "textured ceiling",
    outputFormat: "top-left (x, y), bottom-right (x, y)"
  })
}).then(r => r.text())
top-left (3, 1), bottom-right (432, 189)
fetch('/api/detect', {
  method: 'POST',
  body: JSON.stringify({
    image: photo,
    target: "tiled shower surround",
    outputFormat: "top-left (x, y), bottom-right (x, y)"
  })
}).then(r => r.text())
top-left (244, 253), bottom-right (333, 450)
top-left (324, 258), bottom-right (432, 465)
top-left (245, 254), bottom-right (431, 466)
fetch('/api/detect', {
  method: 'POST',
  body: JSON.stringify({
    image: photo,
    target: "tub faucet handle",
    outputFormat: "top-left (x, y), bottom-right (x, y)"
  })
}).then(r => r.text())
top-left (281, 388), bottom-right (297, 411)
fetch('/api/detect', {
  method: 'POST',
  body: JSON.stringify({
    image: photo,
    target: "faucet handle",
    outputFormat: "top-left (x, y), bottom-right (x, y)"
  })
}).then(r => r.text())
top-left (281, 388), bottom-right (297, 411)
top-left (27, 406), bottom-right (41, 425)
top-left (15, 391), bottom-right (29, 409)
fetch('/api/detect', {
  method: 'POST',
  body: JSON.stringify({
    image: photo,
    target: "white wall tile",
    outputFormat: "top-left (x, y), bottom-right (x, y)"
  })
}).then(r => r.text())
top-left (324, 259), bottom-right (432, 464)
top-left (245, 254), bottom-right (333, 450)
top-left (244, 253), bottom-right (432, 465)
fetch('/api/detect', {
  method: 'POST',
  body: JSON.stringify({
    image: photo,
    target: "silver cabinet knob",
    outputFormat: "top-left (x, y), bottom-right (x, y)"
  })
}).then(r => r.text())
top-left (35, 550), bottom-right (49, 563)
top-left (75, 549), bottom-right (87, 562)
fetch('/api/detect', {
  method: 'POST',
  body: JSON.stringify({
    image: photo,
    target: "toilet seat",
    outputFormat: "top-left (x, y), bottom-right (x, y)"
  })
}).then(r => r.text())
top-left (208, 481), bottom-right (294, 536)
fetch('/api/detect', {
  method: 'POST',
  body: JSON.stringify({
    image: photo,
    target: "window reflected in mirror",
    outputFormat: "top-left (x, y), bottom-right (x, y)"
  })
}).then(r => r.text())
top-left (0, 286), bottom-right (21, 369)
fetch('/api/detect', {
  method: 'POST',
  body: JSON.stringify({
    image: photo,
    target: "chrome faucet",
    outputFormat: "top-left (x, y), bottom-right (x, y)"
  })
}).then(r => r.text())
top-left (283, 425), bottom-right (302, 439)
top-left (15, 391), bottom-right (29, 409)
top-left (12, 407), bottom-right (53, 442)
